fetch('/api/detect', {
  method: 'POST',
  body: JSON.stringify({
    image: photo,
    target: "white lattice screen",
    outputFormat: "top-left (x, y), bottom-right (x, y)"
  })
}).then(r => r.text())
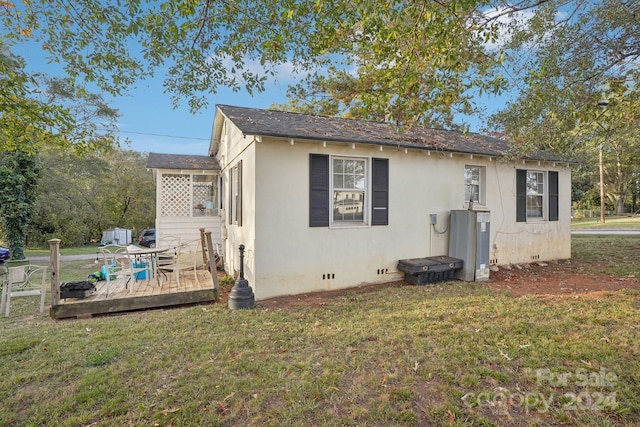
top-left (192, 183), bottom-right (211, 202)
top-left (161, 174), bottom-right (191, 217)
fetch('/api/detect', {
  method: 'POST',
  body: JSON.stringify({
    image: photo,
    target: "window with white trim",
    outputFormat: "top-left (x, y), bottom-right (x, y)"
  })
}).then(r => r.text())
top-left (161, 173), bottom-right (218, 218)
top-left (229, 161), bottom-right (242, 226)
top-left (464, 165), bottom-right (485, 205)
top-left (516, 169), bottom-right (559, 222)
top-left (193, 175), bottom-right (216, 216)
top-left (309, 154), bottom-right (388, 227)
top-left (332, 157), bottom-right (367, 224)
top-left (526, 170), bottom-right (545, 219)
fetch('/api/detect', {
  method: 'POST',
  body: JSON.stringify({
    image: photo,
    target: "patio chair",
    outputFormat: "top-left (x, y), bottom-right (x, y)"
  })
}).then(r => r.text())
top-left (179, 239), bottom-right (203, 285)
top-left (1, 264), bottom-right (47, 317)
top-left (121, 246), bottom-right (152, 292)
top-left (213, 243), bottom-right (223, 269)
top-left (99, 244), bottom-right (127, 296)
top-left (157, 236), bottom-right (193, 288)
top-left (157, 235), bottom-right (181, 252)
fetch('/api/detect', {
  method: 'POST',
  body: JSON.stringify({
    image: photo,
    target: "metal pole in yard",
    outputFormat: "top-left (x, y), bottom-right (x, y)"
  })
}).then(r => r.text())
top-left (597, 99), bottom-right (608, 224)
top-left (599, 144), bottom-right (606, 224)
top-left (48, 238), bottom-right (61, 308)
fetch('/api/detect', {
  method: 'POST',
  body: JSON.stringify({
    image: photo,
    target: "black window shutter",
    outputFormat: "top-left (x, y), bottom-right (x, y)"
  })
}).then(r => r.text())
top-left (516, 169), bottom-right (527, 222)
top-left (218, 175), bottom-right (223, 210)
top-left (549, 171), bottom-right (559, 222)
top-left (237, 160), bottom-right (243, 226)
top-left (228, 169), bottom-right (233, 224)
top-left (371, 158), bottom-right (389, 225)
top-left (309, 154), bottom-right (329, 227)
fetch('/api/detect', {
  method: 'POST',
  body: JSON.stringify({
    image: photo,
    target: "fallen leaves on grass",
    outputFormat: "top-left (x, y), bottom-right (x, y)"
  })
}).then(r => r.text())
top-left (160, 407), bottom-right (180, 415)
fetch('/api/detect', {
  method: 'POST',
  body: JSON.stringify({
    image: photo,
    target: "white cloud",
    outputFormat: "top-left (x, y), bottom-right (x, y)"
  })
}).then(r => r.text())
top-left (481, 6), bottom-right (537, 51)
top-left (218, 55), bottom-right (309, 86)
top-left (482, 5), bottom-right (573, 51)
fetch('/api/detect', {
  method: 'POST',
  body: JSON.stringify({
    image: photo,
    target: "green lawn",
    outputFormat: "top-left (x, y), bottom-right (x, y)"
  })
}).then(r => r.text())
top-left (24, 244), bottom-right (106, 257)
top-left (1, 237), bottom-right (639, 426)
top-left (571, 215), bottom-right (640, 229)
top-left (572, 235), bottom-right (640, 278)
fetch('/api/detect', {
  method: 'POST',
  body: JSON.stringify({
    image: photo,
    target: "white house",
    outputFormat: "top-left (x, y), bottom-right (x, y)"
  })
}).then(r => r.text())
top-left (148, 106), bottom-right (573, 299)
top-left (204, 105), bottom-right (572, 300)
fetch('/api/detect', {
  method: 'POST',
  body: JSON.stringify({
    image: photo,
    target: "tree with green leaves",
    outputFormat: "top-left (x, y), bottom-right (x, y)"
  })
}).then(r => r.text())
top-left (274, 1), bottom-right (509, 128)
top-left (4, 1), bottom-right (637, 134)
top-left (490, 1), bottom-right (640, 147)
top-left (0, 150), bottom-right (39, 259)
top-left (0, 46), bottom-right (48, 258)
top-left (0, 44), bottom-right (119, 256)
top-left (29, 147), bottom-right (155, 247)
top-left (590, 84), bottom-right (640, 215)
top-left (489, 1), bottom-right (640, 214)
top-left (0, 44), bottom-right (118, 154)
top-left (4, 0), bottom-right (639, 215)
top-left (1, 0), bottom-right (512, 129)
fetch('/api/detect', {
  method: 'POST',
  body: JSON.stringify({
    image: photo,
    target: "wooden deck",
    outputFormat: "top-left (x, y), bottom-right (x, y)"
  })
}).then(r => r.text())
top-left (50, 269), bottom-right (217, 319)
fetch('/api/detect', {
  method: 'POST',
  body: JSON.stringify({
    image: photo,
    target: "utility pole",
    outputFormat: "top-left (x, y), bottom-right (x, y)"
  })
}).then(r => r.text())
top-left (598, 99), bottom-right (609, 224)
top-left (599, 144), bottom-right (605, 224)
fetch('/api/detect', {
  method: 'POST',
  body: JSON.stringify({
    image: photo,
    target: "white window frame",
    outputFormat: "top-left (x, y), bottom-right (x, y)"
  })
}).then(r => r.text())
top-left (464, 165), bottom-right (486, 206)
top-left (161, 172), bottom-right (219, 218)
top-left (192, 174), bottom-right (217, 217)
top-left (330, 155), bottom-right (369, 227)
top-left (526, 170), bottom-right (546, 220)
top-left (229, 163), bottom-right (242, 226)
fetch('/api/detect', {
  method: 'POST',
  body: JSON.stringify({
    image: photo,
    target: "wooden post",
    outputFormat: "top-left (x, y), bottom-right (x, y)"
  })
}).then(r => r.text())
top-left (199, 228), bottom-right (208, 267)
top-left (48, 238), bottom-right (61, 308)
top-left (204, 231), bottom-right (219, 294)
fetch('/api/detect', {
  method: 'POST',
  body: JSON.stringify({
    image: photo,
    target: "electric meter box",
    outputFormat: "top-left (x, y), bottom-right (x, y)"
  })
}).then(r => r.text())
top-left (449, 210), bottom-right (491, 281)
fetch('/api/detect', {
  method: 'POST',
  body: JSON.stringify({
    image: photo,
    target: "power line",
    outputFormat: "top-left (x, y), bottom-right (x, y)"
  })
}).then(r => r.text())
top-left (102, 128), bottom-right (210, 141)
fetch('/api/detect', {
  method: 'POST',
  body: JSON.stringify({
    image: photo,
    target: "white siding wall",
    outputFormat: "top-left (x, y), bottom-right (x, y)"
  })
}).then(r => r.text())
top-left (155, 218), bottom-right (221, 247)
top-left (217, 124), bottom-right (257, 280)
top-left (218, 124), bottom-right (572, 300)
top-left (488, 164), bottom-right (572, 265)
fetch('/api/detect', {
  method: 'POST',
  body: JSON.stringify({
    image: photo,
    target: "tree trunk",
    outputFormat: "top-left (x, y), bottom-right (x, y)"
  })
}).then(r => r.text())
top-left (615, 196), bottom-right (626, 216)
top-left (609, 147), bottom-right (627, 216)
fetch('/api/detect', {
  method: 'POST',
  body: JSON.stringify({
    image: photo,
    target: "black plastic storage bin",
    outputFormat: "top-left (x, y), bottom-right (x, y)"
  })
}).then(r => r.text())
top-left (60, 281), bottom-right (96, 299)
top-left (397, 256), bottom-right (463, 285)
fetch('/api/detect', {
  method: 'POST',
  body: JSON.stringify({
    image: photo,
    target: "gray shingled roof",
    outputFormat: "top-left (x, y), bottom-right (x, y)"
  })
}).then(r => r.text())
top-left (146, 152), bottom-right (220, 170)
top-left (217, 104), bottom-right (565, 162)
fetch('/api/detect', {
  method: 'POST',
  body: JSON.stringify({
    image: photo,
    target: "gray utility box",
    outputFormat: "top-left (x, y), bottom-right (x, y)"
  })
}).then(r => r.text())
top-left (449, 210), bottom-right (490, 281)
top-left (100, 228), bottom-right (132, 246)
top-left (397, 256), bottom-right (463, 285)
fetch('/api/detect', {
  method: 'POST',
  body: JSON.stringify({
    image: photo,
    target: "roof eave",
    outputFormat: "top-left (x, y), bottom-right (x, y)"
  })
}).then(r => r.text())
top-left (246, 130), bottom-right (506, 158)
top-left (208, 106), bottom-right (226, 157)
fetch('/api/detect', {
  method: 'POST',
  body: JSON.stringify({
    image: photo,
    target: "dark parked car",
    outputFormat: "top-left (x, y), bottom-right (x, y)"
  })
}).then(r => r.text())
top-left (138, 228), bottom-right (156, 248)
top-left (0, 246), bottom-right (9, 263)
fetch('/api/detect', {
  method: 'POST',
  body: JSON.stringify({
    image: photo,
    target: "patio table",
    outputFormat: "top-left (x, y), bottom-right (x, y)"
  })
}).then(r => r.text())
top-left (125, 246), bottom-right (169, 285)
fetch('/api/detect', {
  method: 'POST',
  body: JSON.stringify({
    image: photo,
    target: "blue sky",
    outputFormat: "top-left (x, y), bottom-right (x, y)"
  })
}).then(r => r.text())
top-left (119, 4), bottom-right (529, 157)
top-left (15, 38), bottom-right (295, 156)
top-left (111, 72), bottom-right (503, 156)
top-left (112, 78), bottom-right (291, 155)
